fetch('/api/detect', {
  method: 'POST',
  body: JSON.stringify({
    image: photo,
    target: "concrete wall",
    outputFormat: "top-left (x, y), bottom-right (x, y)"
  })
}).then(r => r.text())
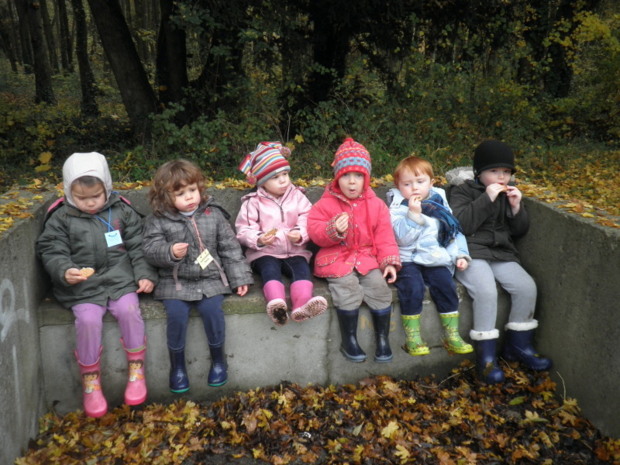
top-left (0, 189), bottom-right (49, 465)
top-left (1, 185), bottom-right (618, 465)
top-left (517, 198), bottom-right (620, 438)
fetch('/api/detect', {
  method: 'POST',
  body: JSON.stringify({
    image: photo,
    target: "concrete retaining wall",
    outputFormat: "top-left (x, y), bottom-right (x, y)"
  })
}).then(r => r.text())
top-left (1, 184), bottom-right (618, 465)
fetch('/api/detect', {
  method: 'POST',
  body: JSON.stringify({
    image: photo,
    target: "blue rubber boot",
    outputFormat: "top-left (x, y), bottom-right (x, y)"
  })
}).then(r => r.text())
top-left (208, 344), bottom-right (228, 387)
top-left (336, 309), bottom-right (367, 362)
top-left (503, 322), bottom-right (552, 371)
top-left (168, 348), bottom-right (190, 393)
top-left (470, 330), bottom-right (505, 384)
top-left (370, 307), bottom-right (393, 363)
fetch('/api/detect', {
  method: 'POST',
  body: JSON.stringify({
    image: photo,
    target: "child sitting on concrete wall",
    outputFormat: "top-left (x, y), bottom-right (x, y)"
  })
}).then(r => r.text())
top-left (37, 152), bottom-right (157, 417)
top-left (142, 159), bottom-right (253, 393)
top-left (448, 140), bottom-right (552, 384)
top-left (307, 137), bottom-right (401, 363)
top-left (387, 156), bottom-right (473, 357)
top-left (235, 141), bottom-right (328, 325)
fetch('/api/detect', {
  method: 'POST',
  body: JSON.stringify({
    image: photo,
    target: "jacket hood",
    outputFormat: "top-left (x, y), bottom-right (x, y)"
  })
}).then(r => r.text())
top-left (62, 152), bottom-right (113, 207)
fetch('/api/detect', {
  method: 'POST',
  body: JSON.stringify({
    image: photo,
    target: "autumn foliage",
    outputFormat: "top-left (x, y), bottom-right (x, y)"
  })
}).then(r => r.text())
top-left (15, 362), bottom-right (619, 465)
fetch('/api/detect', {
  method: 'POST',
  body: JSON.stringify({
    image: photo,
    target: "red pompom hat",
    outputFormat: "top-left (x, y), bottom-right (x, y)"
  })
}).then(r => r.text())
top-left (331, 137), bottom-right (372, 189)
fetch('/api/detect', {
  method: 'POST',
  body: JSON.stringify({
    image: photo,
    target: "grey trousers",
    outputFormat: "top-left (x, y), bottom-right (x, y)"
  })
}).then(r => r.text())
top-left (327, 269), bottom-right (393, 311)
top-left (455, 259), bottom-right (537, 332)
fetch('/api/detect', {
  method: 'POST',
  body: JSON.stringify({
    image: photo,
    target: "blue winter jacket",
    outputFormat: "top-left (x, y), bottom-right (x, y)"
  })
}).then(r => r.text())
top-left (387, 186), bottom-right (470, 274)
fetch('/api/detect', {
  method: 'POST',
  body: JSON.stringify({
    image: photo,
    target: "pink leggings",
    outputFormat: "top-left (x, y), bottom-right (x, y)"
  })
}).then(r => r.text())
top-left (72, 293), bottom-right (145, 365)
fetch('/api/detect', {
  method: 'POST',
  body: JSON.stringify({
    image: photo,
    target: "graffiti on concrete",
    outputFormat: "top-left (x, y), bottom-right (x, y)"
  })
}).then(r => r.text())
top-left (0, 278), bottom-right (30, 342)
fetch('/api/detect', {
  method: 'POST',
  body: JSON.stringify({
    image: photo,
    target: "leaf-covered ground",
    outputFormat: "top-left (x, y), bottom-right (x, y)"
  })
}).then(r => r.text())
top-left (16, 362), bottom-right (620, 465)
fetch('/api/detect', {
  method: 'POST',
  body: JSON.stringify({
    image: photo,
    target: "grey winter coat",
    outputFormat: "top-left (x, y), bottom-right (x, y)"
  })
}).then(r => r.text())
top-left (37, 193), bottom-right (158, 309)
top-left (142, 198), bottom-right (253, 301)
top-left (448, 179), bottom-right (529, 263)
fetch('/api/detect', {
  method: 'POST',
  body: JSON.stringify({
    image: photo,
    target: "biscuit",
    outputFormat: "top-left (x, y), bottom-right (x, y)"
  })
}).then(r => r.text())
top-left (263, 228), bottom-right (277, 238)
top-left (80, 267), bottom-right (95, 278)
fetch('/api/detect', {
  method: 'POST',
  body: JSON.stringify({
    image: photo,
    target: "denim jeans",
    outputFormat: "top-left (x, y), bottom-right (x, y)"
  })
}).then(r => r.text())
top-left (163, 294), bottom-right (225, 350)
top-left (251, 255), bottom-right (311, 284)
top-left (395, 262), bottom-right (458, 316)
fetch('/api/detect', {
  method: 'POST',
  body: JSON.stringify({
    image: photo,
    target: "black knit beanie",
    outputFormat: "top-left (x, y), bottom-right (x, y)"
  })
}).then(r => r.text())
top-left (473, 140), bottom-right (516, 177)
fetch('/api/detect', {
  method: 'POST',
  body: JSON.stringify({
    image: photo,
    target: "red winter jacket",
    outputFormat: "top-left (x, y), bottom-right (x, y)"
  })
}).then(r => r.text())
top-left (308, 182), bottom-right (401, 278)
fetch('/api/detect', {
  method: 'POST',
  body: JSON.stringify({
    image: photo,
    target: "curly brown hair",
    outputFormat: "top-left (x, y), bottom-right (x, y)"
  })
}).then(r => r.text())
top-left (148, 159), bottom-right (209, 216)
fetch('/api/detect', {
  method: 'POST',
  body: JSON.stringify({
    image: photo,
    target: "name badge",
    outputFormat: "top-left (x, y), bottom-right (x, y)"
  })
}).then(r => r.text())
top-left (195, 248), bottom-right (214, 269)
top-left (105, 230), bottom-right (123, 247)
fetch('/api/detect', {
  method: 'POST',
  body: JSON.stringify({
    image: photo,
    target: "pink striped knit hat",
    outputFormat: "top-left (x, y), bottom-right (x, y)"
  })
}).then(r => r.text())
top-left (238, 141), bottom-right (291, 186)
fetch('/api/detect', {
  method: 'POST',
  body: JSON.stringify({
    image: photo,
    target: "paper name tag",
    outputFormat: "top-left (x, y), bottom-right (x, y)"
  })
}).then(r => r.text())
top-left (105, 230), bottom-right (123, 247)
top-left (195, 248), bottom-right (214, 269)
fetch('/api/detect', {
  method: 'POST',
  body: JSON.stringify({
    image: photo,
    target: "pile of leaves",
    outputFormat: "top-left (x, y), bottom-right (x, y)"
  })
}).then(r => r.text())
top-left (16, 361), bottom-right (620, 465)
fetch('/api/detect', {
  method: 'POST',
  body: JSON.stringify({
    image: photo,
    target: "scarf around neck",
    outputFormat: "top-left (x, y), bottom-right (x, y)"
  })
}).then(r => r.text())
top-left (401, 192), bottom-right (462, 247)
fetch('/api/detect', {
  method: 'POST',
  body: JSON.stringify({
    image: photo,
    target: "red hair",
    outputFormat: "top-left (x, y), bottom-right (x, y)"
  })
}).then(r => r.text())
top-left (393, 156), bottom-right (435, 185)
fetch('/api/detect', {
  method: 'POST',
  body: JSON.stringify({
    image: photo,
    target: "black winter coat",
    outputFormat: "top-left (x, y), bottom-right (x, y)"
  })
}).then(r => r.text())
top-left (448, 180), bottom-right (529, 263)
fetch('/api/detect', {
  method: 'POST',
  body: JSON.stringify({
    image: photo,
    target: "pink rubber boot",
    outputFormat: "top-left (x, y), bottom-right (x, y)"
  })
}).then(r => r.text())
top-left (290, 280), bottom-right (328, 322)
top-left (76, 349), bottom-right (108, 418)
top-left (122, 338), bottom-right (147, 406)
top-left (263, 280), bottom-right (288, 325)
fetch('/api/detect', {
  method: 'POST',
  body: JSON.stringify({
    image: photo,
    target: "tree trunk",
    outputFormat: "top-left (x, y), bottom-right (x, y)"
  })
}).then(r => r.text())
top-left (27, 0), bottom-right (56, 103)
top-left (57, 0), bottom-right (73, 72)
top-left (71, 0), bottom-right (99, 117)
top-left (156, 0), bottom-right (188, 106)
top-left (86, 0), bottom-right (158, 138)
top-left (39, 0), bottom-right (59, 73)
top-left (14, 0), bottom-right (34, 73)
top-left (0, 3), bottom-right (19, 72)
top-left (307, 0), bottom-right (353, 104)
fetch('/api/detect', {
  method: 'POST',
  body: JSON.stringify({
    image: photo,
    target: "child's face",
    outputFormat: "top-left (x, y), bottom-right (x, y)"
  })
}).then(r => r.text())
top-left (338, 172), bottom-right (365, 199)
top-left (262, 171), bottom-right (291, 198)
top-left (397, 169), bottom-right (433, 201)
top-left (478, 168), bottom-right (512, 187)
top-left (71, 182), bottom-right (106, 214)
top-left (173, 183), bottom-right (201, 213)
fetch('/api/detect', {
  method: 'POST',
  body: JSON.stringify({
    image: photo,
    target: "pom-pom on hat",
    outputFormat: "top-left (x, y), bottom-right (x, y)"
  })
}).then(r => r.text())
top-left (332, 137), bottom-right (372, 188)
top-left (473, 140), bottom-right (516, 177)
top-left (238, 141), bottom-right (291, 186)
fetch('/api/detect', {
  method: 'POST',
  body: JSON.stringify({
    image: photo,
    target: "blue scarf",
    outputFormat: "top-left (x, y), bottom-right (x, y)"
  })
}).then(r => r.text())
top-left (401, 192), bottom-right (462, 247)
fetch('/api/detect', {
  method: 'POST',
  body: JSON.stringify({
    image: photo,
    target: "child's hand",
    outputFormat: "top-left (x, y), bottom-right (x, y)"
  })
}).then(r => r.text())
top-left (383, 265), bottom-right (397, 284)
top-left (258, 232), bottom-right (276, 246)
top-left (486, 183), bottom-right (507, 202)
top-left (236, 285), bottom-right (249, 296)
top-left (286, 230), bottom-right (301, 243)
top-left (334, 212), bottom-right (349, 234)
top-left (137, 279), bottom-right (155, 294)
top-left (505, 185), bottom-right (522, 213)
top-left (171, 242), bottom-right (189, 259)
top-left (456, 258), bottom-right (469, 271)
top-left (408, 196), bottom-right (422, 215)
top-left (64, 268), bottom-right (87, 285)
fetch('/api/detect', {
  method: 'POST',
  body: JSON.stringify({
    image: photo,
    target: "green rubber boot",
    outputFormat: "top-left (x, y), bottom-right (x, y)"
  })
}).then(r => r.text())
top-left (440, 312), bottom-right (473, 354)
top-left (401, 314), bottom-right (430, 356)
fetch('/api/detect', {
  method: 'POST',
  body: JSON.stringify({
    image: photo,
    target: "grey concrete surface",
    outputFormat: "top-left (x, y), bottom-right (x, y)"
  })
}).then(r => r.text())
top-left (1, 184), bottom-right (619, 465)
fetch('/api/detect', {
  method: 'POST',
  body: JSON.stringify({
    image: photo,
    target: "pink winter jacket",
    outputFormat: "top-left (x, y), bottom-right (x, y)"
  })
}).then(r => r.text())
top-left (308, 182), bottom-right (401, 278)
top-left (235, 184), bottom-right (313, 263)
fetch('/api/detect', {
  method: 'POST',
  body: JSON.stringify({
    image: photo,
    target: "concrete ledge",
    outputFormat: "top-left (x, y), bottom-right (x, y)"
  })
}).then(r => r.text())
top-left (39, 279), bottom-right (508, 415)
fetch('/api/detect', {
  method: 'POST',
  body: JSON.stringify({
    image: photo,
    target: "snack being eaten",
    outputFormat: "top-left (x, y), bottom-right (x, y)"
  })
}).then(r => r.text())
top-left (263, 228), bottom-right (278, 239)
top-left (80, 267), bottom-right (95, 278)
top-left (500, 185), bottom-right (508, 192)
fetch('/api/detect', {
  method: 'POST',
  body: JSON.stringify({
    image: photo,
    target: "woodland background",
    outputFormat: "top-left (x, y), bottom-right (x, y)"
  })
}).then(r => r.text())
top-left (0, 0), bottom-right (619, 200)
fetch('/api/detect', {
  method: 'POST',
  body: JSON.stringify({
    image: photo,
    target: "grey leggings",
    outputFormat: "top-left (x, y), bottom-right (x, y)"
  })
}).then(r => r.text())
top-left (455, 259), bottom-right (536, 332)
